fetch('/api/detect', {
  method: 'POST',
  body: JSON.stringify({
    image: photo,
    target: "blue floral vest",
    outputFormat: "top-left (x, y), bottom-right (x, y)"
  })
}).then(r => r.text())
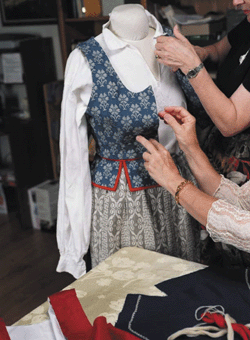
top-left (77, 38), bottom-right (159, 191)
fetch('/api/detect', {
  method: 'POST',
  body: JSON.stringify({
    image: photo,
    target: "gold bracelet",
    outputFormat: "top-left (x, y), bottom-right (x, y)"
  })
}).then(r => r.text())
top-left (175, 179), bottom-right (193, 206)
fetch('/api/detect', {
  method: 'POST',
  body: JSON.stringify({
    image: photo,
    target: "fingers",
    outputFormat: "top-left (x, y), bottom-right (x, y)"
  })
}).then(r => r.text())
top-left (136, 135), bottom-right (157, 154)
top-left (150, 138), bottom-right (169, 153)
top-left (173, 25), bottom-right (187, 42)
top-left (158, 106), bottom-right (196, 135)
top-left (156, 25), bottom-right (186, 44)
top-left (136, 135), bottom-right (167, 155)
top-left (142, 151), bottom-right (151, 162)
top-left (154, 50), bottom-right (163, 60)
top-left (171, 66), bottom-right (179, 72)
top-left (164, 106), bottom-right (195, 123)
top-left (159, 106), bottom-right (185, 122)
top-left (161, 113), bottom-right (183, 134)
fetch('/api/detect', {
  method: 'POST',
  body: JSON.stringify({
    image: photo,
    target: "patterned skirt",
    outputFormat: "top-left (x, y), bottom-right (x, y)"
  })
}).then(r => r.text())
top-left (90, 151), bottom-right (201, 268)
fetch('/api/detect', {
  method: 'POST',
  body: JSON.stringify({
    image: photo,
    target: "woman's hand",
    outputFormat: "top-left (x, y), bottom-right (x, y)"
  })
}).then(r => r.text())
top-left (136, 136), bottom-right (183, 195)
top-left (158, 106), bottom-right (200, 155)
top-left (155, 25), bottom-right (201, 75)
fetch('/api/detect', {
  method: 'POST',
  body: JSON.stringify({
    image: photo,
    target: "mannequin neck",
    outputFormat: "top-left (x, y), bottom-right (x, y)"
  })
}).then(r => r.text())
top-left (109, 4), bottom-right (149, 41)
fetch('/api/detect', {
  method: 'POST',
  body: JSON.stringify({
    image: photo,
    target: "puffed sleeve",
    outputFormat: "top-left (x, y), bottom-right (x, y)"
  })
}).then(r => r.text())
top-left (206, 175), bottom-right (250, 253)
top-left (56, 48), bottom-right (92, 279)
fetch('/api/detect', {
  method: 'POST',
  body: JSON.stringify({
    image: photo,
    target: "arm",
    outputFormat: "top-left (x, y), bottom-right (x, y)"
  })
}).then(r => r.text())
top-left (137, 106), bottom-right (250, 252)
top-left (56, 49), bottom-right (92, 279)
top-left (156, 26), bottom-right (250, 137)
top-left (194, 35), bottom-right (231, 64)
top-left (160, 106), bottom-right (221, 196)
top-left (162, 106), bottom-right (250, 210)
top-left (136, 134), bottom-right (250, 252)
top-left (136, 134), bottom-right (217, 227)
top-left (137, 105), bottom-right (220, 225)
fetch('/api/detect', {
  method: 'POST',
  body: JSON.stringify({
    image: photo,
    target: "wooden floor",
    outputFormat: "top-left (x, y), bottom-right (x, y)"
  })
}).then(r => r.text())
top-left (0, 212), bottom-right (75, 326)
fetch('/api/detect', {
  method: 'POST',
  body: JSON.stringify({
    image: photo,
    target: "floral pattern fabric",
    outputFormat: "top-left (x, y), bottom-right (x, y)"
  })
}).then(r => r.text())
top-left (78, 38), bottom-right (159, 191)
top-left (14, 247), bottom-right (205, 327)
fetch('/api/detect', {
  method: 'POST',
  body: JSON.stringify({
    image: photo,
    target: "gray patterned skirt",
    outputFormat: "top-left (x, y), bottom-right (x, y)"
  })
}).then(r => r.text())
top-left (90, 151), bottom-right (200, 267)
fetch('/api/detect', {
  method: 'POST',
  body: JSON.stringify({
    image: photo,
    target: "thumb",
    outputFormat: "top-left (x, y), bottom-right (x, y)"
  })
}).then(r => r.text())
top-left (163, 113), bottom-right (182, 134)
top-left (173, 25), bottom-right (187, 42)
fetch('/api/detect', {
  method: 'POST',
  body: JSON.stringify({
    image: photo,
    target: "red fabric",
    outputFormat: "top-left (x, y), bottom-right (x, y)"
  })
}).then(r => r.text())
top-left (202, 312), bottom-right (250, 340)
top-left (49, 289), bottom-right (140, 340)
top-left (0, 318), bottom-right (11, 340)
top-left (92, 158), bottom-right (159, 192)
top-left (228, 156), bottom-right (250, 180)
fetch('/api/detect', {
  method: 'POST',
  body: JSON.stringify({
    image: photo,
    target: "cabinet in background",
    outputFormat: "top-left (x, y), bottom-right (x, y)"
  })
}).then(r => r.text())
top-left (0, 35), bottom-right (57, 229)
top-left (55, 0), bottom-right (154, 68)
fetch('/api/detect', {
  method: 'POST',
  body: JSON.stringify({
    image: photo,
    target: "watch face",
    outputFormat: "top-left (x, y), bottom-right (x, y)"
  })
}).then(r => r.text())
top-left (188, 70), bottom-right (196, 77)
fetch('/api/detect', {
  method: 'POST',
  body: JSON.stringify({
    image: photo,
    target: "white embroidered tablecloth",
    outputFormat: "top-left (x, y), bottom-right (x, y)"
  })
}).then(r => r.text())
top-left (14, 247), bottom-right (205, 326)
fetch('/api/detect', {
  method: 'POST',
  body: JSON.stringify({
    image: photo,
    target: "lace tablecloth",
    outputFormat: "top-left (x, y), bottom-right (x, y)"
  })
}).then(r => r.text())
top-left (14, 247), bottom-right (205, 326)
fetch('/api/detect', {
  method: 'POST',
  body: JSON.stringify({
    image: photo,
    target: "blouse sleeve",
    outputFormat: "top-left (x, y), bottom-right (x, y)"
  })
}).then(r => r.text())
top-left (213, 175), bottom-right (250, 210)
top-left (56, 48), bottom-right (92, 279)
top-left (205, 175), bottom-right (250, 253)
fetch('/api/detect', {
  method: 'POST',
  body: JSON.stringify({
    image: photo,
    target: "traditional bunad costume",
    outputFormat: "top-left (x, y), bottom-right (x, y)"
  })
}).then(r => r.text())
top-left (56, 5), bottom-right (200, 278)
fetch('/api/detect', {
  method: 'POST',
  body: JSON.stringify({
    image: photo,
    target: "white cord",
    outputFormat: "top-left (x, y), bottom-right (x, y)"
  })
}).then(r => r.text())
top-left (167, 305), bottom-right (249, 340)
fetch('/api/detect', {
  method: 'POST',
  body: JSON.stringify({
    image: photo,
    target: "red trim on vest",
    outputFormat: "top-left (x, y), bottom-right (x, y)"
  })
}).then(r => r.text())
top-left (92, 159), bottom-right (159, 192)
top-left (0, 318), bottom-right (11, 340)
top-left (101, 156), bottom-right (141, 162)
top-left (49, 289), bottom-right (141, 340)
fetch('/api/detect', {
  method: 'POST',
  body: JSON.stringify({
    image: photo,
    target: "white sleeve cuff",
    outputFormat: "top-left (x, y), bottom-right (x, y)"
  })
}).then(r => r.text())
top-left (56, 254), bottom-right (86, 279)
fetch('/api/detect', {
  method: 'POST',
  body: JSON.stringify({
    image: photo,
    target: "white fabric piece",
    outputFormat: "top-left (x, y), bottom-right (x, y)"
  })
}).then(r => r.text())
top-left (48, 304), bottom-right (66, 340)
top-left (56, 8), bottom-right (186, 279)
top-left (206, 175), bottom-right (250, 253)
top-left (7, 320), bottom-right (58, 340)
top-left (121, 27), bottom-right (160, 80)
top-left (6, 304), bottom-right (66, 340)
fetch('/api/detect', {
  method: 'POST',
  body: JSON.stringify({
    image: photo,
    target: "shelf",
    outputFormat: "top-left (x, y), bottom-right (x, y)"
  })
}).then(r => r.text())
top-left (65, 16), bottom-right (109, 23)
top-left (0, 36), bottom-right (56, 228)
top-left (0, 168), bottom-right (16, 187)
top-left (0, 82), bottom-right (25, 85)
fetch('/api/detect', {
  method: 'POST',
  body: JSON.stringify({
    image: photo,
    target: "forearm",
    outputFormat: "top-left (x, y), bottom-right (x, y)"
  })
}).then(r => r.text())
top-left (200, 44), bottom-right (219, 63)
top-left (183, 144), bottom-right (222, 196)
top-left (161, 173), bottom-right (217, 226)
top-left (188, 68), bottom-right (237, 136)
top-left (197, 36), bottom-right (230, 64)
top-left (177, 182), bottom-right (218, 226)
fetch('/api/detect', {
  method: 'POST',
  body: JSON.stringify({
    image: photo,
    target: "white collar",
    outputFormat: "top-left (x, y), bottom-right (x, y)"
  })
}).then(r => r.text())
top-left (101, 10), bottom-right (164, 51)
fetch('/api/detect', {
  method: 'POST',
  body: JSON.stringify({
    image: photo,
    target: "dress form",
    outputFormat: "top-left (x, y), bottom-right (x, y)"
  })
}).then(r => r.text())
top-left (109, 4), bottom-right (159, 80)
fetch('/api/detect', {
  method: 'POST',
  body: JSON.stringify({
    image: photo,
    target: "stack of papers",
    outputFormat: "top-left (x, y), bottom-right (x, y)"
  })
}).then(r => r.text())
top-left (159, 5), bottom-right (225, 29)
top-left (173, 13), bottom-right (225, 25)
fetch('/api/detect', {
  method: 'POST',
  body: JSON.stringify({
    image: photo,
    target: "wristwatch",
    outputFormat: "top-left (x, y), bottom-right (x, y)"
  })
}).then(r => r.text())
top-left (186, 63), bottom-right (204, 79)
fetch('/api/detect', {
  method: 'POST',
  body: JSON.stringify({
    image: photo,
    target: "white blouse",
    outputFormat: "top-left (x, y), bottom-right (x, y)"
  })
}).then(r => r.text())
top-left (56, 11), bottom-right (187, 278)
top-left (207, 175), bottom-right (250, 254)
